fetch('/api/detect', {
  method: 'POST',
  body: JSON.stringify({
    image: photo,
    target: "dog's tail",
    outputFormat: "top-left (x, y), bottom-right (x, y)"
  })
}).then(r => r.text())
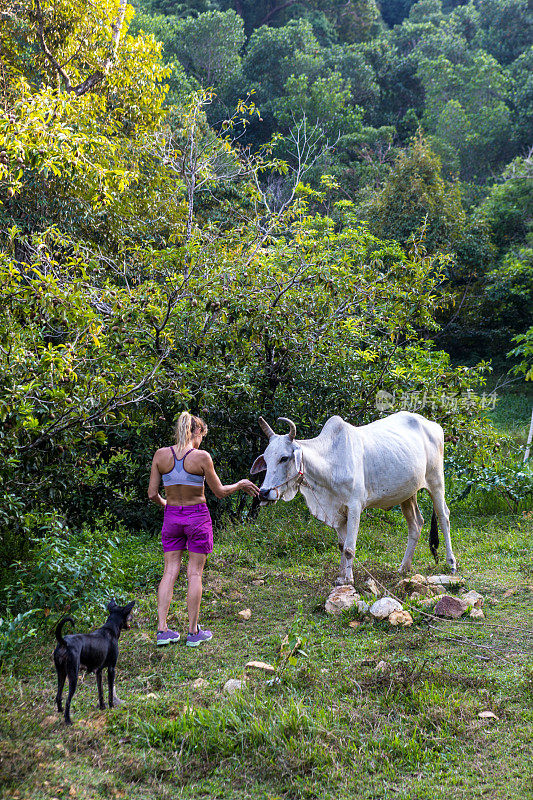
top-left (429, 510), bottom-right (439, 564)
top-left (55, 616), bottom-right (75, 646)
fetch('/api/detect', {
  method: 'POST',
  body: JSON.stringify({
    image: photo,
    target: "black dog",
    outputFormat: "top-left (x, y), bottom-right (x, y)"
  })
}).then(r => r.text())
top-left (53, 599), bottom-right (135, 725)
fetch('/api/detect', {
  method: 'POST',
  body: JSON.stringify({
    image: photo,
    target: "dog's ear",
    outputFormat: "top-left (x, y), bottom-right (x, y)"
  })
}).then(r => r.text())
top-left (107, 599), bottom-right (117, 612)
top-left (124, 600), bottom-right (135, 614)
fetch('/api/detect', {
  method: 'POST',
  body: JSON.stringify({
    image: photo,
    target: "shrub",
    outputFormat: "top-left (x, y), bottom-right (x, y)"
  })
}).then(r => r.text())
top-left (2, 512), bottom-right (124, 628)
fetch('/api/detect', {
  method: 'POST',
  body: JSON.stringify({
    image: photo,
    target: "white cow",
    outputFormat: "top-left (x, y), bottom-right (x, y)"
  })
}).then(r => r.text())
top-left (251, 412), bottom-right (456, 584)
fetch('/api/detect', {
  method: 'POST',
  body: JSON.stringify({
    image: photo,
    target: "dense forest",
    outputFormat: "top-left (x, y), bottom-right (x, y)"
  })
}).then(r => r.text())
top-left (0, 0), bottom-right (532, 619)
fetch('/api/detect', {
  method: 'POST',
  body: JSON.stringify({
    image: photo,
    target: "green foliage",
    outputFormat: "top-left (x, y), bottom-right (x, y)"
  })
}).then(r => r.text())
top-left (509, 327), bottom-right (533, 382)
top-left (153, 9), bottom-right (246, 88)
top-left (364, 131), bottom-right (465, 253)
top-left (0, 611), bottom-right (38, 670)
top-left (2, 513), bottom-right (123, 626)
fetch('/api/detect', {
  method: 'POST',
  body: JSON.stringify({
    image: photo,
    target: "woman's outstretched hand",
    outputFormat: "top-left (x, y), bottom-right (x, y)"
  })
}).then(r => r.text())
top-left (238, 479), bottom-right (260, 497)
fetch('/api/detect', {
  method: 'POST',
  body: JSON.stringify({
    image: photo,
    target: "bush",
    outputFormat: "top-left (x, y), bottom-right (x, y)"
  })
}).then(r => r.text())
top-left (2, 512), bottom-right (124, 628)
top-left (0, 610), bottom-right (38, 670)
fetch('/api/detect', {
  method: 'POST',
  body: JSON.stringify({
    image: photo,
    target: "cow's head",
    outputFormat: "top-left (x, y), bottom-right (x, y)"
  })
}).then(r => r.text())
top-left (250, 416), bottom-right (302, 504)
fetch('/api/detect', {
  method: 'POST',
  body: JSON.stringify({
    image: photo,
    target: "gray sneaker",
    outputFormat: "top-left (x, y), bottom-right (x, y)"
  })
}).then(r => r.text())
top-left (156, 629), bottom-right (180, 646)
top-left (186, 625), bottom-right (213, 647)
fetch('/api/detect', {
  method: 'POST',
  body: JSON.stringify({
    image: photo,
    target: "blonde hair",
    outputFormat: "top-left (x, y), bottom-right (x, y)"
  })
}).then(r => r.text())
top-left (175, 411), bottom-right (207, 449)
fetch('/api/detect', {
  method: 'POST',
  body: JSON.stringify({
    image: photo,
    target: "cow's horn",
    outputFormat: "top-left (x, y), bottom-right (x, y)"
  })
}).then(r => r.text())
top-left (258, 416), bottom-right (275, 439)
top-left (278, 417), bottom-right (296, 440)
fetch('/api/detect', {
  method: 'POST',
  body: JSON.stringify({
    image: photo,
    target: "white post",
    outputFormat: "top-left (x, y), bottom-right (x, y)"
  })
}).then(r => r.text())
top-left (524, 405), bottom-right (533, 462)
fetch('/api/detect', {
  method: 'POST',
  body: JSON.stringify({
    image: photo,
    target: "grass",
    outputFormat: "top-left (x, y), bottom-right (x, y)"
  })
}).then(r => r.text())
top-left (1, 499), bottom-right (533, 800)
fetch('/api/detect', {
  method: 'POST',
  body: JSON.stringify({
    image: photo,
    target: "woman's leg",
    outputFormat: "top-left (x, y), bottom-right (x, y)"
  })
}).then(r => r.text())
top-left (187, 552), bottom-right (206, 634)
top-left (157, 550), bottom-right (182, 631)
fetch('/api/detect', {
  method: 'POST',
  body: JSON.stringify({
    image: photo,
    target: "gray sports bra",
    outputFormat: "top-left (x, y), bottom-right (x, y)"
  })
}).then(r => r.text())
top-left (161, 447), bottom-right (205, 487)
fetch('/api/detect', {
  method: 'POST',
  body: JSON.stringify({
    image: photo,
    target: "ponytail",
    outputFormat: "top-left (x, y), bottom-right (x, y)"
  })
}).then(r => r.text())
top-left (175, 411), bottom-right (208, 449)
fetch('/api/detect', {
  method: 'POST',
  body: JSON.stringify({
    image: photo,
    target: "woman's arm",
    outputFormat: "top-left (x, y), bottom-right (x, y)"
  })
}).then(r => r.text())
top-left (148, 453), bottom-right (167, 509)
top-left (201, 453), bottom-right (259, 499)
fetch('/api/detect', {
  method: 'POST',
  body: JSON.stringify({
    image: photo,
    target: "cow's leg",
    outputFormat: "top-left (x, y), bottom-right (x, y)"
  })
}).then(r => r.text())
top-left (335, 521), bottom-right (353, 585)
top-left (399, 494), bottom-right (424, 574)
top-left (428, 486), bottom-right (456, 572)
top-left (342, 504), bottom-right (361, 583)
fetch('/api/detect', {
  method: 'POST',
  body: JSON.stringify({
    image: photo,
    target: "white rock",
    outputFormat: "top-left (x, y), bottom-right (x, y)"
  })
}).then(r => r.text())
top-left (411, 573), bottom-right (428, 585)
top-left (238, 608), bottom-right (252, 620)
top-left (325, 586), bottom-right (361, 615)
top-left (428, 575), bottom-right (464, 586)
top-left (388, 609), bottom-right (413, 627)
top-left (223, 679), bottom-right (244, 695)
top-left (365, 577), bottom-right (380, 597)
top-left (192, 678), bottom-right (209, 689)
top-left (470, 608), bottom-right (485, 619)
top-left (374, 660), bottom-right (390, 674)
top-left (245, 660), bottom-right (276, 674)
top-left (355, 599), bottom-right (370, 615)
top-left (462, 590), bottom-right (484, 608)
top-left (369, 597), bottom-right (403, 619)
top-left (478, 710), bottom-right (498, 720)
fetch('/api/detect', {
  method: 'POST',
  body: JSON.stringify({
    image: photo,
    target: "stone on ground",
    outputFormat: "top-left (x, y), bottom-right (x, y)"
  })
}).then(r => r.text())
top-left (223, 679), bottom-right (245, 694)
top-left (428, 574), bottom-right (464, 587)
top-left (369, 597), bottom-right (403, 620)
top-left (325, 586), bottom-right (361, 615)
top-left (478, 710), bottom-right (498, 720)
top-left (252, 579), bottom-right (265, 586)
top-left (238, 608), bottom-right (252, 620)
top-left (365, 577), bottom-right (380, 597)
top-left (470, 608), bottom-right (485, 619)
top-left (434, 595), bottom-right (468, 618)
top-left (388, 609), bottom-right (413, 627)
top-left (349, 620), bottom-right (361, 629)
top-left (374, 660), bottom-right (390, 673)
top-left (397, 577), bottom-right (431, 597)
top-left (462, 590), bottom-right (484, 608)
top-left (192, 678), bottom-right (209, 689)
top-left (355, 599), bottom-right (370, 615)
top-left (245, 660), bottom-right (276, 674)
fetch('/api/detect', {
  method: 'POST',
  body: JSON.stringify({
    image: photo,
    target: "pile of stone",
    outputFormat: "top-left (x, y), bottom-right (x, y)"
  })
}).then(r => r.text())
top-left (325, 573), bottom-right (485, 624)
top-left (396, 574), bottom-right (485, 619)
top-left (324, 584), bottom-right (413, 626)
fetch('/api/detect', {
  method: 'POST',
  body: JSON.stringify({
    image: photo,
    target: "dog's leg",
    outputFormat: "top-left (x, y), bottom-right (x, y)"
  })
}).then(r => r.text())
top-left (107, 666), bottom-right (116, 708)
top-left (96, 669), bottom-right (105, 710)
top-left (64, 657), bottom-right (79, 725)
top-left (55, 663), bottom-right (66, 712)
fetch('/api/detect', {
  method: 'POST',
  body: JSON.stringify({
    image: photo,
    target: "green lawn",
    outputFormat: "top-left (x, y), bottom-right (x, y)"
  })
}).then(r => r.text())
top-left (2, 501), bottom-right (533, 800)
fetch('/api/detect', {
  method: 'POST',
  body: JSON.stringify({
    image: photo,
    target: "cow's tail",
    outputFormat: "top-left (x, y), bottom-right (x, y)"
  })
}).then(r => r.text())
top-left (429, 510), bottom-right (439, 564)
top-left (55, 616), bottom-right (75, 646)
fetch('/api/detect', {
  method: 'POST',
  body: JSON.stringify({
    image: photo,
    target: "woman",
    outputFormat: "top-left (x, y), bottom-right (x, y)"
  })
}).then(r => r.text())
top-left (148, 412), bottom-right (259, 647)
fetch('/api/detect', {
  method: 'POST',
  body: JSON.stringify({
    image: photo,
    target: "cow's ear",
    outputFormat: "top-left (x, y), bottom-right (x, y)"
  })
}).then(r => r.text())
top-left (293, 447), bottom-right (302, 473)
top-left (250, 455), bottom-right (267, 474)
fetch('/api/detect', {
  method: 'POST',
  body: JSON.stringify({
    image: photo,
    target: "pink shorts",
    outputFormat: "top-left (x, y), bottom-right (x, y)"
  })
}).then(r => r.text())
top-left (161, 503), bottom-right (213, 554)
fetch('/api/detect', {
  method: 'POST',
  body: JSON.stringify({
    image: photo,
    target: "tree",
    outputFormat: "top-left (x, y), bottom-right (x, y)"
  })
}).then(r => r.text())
top-left (473, 0), bottom-right (533, 66)
top-left (364, 131), bottom-right (465, 253)
top-left (171, 9), bottom-right (246, 87)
